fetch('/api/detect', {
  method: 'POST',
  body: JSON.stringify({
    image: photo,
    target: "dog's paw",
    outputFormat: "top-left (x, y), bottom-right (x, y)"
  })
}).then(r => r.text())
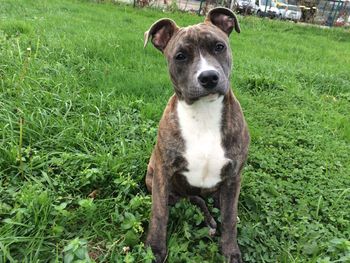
top-left (227, 252), bottom-right (243, 263)
top-left (149, 248), bottom-right (166, 263)
top-left (145, 242), bottom-right (166, 263)
top-left (153, 253), bottom-right (166, 263)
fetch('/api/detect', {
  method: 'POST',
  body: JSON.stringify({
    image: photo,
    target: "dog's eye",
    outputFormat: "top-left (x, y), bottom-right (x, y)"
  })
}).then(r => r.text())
top-left (214, 43), bottom-right (225, 53)
top-left (175, 52), bottom-right (187, 61)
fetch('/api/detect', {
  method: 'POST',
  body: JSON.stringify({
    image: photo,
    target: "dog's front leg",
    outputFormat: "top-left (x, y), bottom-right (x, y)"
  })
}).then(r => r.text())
top-left (146, 163), bottom-right (169, 263)
top-left (220, 161), bottom-right (242, 263)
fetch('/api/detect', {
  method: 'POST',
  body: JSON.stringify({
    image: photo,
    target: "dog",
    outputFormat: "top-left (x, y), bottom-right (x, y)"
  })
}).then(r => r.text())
top-left (143, 7), bottom-right (250, 263)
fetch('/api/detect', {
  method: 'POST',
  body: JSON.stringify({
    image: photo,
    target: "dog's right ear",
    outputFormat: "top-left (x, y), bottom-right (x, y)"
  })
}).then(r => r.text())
top-left (144, 19), bottom-right (179, 52)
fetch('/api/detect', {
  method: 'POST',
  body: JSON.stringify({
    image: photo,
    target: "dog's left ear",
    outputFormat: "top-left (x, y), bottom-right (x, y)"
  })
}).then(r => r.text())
top-left (205, 7), bottom-right (240, 35)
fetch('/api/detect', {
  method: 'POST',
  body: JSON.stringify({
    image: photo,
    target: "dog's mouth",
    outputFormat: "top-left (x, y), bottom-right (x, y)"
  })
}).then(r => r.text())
top-left (185, 92), bottom-right (222, 105)
top-left (186, 85), bottom-right (228, 103)
top-left (202, 93), bottom-right (220, 102)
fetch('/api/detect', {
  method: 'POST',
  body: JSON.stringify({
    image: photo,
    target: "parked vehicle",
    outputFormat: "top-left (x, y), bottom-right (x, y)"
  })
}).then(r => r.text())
top-left (284, 4), bottom-right (302, 22)
top-left (277, 4), bottom-right (287, 19)
top-left (275, 0), bottom-right (288, 19)
top-left (235, 0), bottom-right (255, 15)
top-left (254, 0), bottom-right (280, 18)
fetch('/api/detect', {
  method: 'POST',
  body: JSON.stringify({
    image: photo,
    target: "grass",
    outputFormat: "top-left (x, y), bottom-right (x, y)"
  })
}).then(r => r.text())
top-left (0, 0), bottom-right (349, 262)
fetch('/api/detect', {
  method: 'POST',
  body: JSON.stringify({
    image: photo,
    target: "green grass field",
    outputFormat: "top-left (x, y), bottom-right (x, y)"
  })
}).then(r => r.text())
top-left (0, 0), bottom-right (349, 262)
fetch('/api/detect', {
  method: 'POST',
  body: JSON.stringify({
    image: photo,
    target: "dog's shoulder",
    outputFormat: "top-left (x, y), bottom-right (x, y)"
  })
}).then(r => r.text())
top-left (222, 90), bottom-right (250, 158)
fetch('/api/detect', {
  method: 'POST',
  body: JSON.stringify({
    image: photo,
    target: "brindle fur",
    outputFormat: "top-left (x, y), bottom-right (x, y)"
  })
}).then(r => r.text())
top-left (144, 8), bottom-right (250, 263)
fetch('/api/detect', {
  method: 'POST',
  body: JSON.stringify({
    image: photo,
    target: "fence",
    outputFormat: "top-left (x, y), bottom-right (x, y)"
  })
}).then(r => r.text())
top-left (107, 0), bottom-right (350, 27)
top-left (130, 0), bottom-right (232, 15)
top-left (315, 0), bottom-right (350, 26)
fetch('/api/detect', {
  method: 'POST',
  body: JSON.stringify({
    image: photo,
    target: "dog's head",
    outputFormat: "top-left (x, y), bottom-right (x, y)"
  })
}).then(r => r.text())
top-left (144, 8), bottom-right (240, 104)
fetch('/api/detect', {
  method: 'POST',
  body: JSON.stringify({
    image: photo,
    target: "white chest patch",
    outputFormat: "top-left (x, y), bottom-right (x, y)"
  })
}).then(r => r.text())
top-left (177, 95), bottom-right (229, 188)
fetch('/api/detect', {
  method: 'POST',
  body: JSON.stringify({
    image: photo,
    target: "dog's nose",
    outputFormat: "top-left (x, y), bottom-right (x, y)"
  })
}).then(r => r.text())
top-left (198, 70), bottom-right (219, 89)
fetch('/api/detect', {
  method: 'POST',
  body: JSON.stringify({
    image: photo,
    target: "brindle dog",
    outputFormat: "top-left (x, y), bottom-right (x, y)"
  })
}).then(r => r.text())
top-left (144, 7), bottom-right (250, 263)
